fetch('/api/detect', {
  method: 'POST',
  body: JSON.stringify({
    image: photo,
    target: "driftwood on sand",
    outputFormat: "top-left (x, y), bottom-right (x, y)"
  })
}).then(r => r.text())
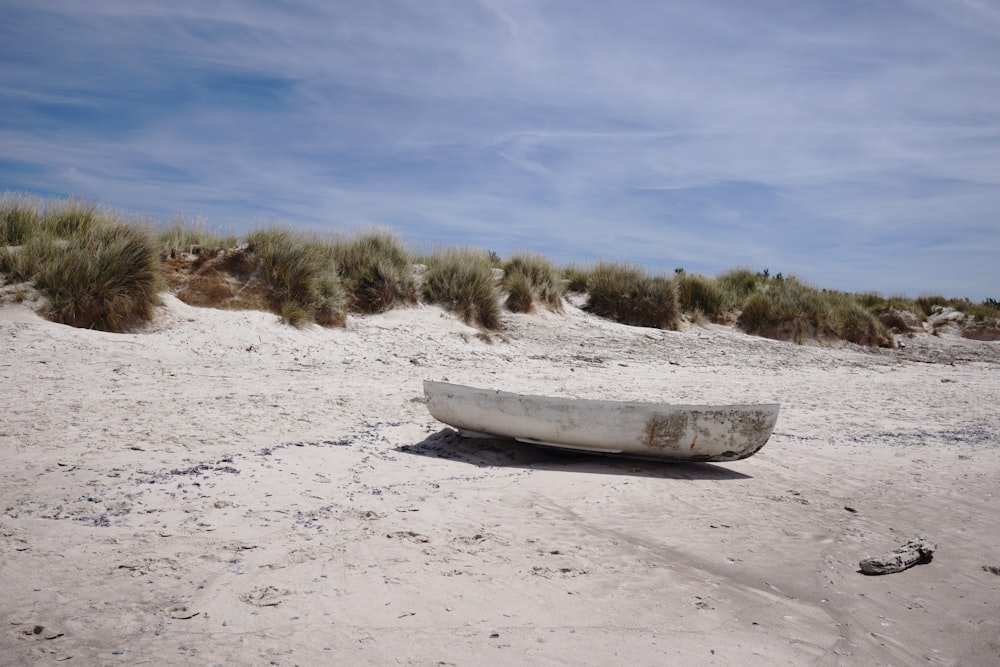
top-left (859, 537), bottom-right (937, 575)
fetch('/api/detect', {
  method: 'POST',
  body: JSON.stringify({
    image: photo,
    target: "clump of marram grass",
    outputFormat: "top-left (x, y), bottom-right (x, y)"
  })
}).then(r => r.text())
top-left (910, 293), bottom-right (1000, 324)
top-left (157, 217), bottom-right (238, 260)
top-left (332, 228), bottom-right (417, 314)
top-left (0, 192), bottom-right (43, 245)
top-left (674, 270), bottom-right (727, 322)
top-left (243, 227), bottom-right (346, 327)
top-left (5, 192), bottom-right (995, 345)
top-left (421, 247), bottom-right (501, 329)
top-left (561, 263), bottom-right (590, 293)
top-left (0, 234), bottom-right (52, 283)
top-left (41, 197), bottom-right (106, 238)
top-left (737, 278), bottom-right (893, 347)
top-left (585, 261), bottom-right (679, 330)
top-left (33, 221), bottom-right (162, 331)
top-left (502, 252), bottom-right (564, 313)
top-left (852, 291), bottom-right (927, 333)
top-left (716, 265), bottom-right (772, 305)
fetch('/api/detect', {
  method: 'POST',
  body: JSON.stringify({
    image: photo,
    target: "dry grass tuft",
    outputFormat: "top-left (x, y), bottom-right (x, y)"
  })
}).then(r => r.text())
top-left (737, 278), bottom-right (893, 347)
top-left (333, 228), bottom-right (417, 313)
top-left (585, 262), bottom-right (680, 330)
top-left (421, 247), bottom-right (501, 329)
top-left (2, 192), bottom-right (992, 345)
top-left (0, 192), bottom-right (43, 245)
top-left (157, 217), bottom-right (237, 261)
top-left (561, 263), bottom-right (590, 293)
top-left (504, 270), bottom-right (535, 313)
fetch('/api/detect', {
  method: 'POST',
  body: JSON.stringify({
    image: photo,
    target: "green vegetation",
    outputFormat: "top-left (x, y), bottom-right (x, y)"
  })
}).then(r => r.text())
top-left (243, 227), bottom-right (345, 327)
top-left (332, 228), bottom-right (417, 314)
top-left (420, 247), bottom-right (501, 329)
top-left (4, 220), bottom-right (161, 331)
top-left (674, 270), bottom-right (728, 323)
top-left (0, 192), bottom-right (42, 245)
top-left (2, 192), bottom-right (995, 345)
top-left (502, 252), bottom-right (564, 313)
top-left (157, 216), bottom-right (238, 259)
top-left (584, 261), bottom-right (679, 330)
top-left (561, 263), bottom-right (590, 293)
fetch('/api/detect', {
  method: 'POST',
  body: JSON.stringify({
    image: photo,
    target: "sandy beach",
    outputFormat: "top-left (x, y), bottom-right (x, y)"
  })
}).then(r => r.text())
top-left (2, 294), bottom-right (999, 665)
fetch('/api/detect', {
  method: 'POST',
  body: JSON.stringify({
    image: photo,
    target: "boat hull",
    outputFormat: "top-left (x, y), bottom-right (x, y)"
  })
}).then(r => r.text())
top-left (423, 381), bottom-right (779, 462)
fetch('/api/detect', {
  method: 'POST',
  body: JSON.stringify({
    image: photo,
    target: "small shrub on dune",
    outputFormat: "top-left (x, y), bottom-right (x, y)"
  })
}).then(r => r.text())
top-left (35, 221), bottom-right (162, 332)
top-left (911, 294), bottom-right (997, 324)
top-left (832, 298), bottom-right (894, 347)
top-left (914, 294), bottom-right (949, 318)
top-left (244, 227), bottom-right (345, 327)
top-left (502, 252), bottom-right (564, 313)
top-left (42, 198), bottom-right (106, 238)
top-left (561, 263), bottom-right (590, 293)
top-left (157, 217), bottom-right (237, 261)
top-left (422, 247), bottom-right (501, 329)
top-left (279, 300), bottom-right (311, 328)
top-left (333, 229), bottom-right (417, 314)
top-left (1, 234), bottom-right (53, 282)
top-left (504, 270), bottom-right (535, 313)
top-left (586, 262), bottom-right (679, 330)
top-left (737, 278), bottom-right (823, 343)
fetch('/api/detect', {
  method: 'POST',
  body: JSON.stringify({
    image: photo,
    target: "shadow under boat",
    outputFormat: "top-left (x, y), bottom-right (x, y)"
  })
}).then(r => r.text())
top-left (396, 428), bottom-right (752, 481)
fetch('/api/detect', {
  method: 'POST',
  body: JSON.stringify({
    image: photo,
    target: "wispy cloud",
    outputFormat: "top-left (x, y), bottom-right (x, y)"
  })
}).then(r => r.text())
top-left (2, 0), bottom-right (998, 299)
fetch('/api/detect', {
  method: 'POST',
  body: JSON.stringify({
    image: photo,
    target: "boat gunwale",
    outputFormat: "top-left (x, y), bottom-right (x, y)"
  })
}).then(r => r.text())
top-left (423, 380), bottom-right (781, 414)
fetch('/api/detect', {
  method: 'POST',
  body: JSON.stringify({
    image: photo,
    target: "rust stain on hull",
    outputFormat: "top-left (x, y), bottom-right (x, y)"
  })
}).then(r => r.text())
top-left (644, 413), bottom-right (689, 450)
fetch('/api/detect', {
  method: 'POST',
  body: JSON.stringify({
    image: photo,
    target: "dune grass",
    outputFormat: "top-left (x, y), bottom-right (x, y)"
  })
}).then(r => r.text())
top-left (33, 222), bottom-right (161, 331)
top-left (332, 228), bottom-right (417, 314)
top-left (584, 261), bottom-right (680, 330)
top-left (737, 278), bottom-right (893, 347)
top-left (502, 252), bottom-right (564, 313)
top-left (674, 270), bottom-right (729, 323)
top-left (2, 192), bottom-right (995, 344)
top-left (243, 227), bottom-right (345, 327)
top-left (157, 217), bottom-right (238, 260)
top-left (0, 234), bottom-right (50, 283)
top-left (0, 192), bottom-right (42, 246)
top-left (561, 263), bottom-right (590, 293)
top-left (420, 247), bottom-right (501, 329)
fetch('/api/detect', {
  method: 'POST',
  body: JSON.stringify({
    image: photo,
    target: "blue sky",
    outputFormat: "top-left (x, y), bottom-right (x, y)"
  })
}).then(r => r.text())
top-left (2, 1), bottom-right (999, 300)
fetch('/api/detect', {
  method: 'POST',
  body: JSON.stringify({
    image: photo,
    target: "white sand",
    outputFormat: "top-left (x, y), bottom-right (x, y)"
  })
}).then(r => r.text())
top-left (2, 295), bottom-right (999, 665)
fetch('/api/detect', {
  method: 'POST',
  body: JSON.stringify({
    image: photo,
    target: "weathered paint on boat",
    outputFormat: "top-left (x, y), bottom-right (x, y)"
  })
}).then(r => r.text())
top-left (423, 381), bottom-right (779, 462)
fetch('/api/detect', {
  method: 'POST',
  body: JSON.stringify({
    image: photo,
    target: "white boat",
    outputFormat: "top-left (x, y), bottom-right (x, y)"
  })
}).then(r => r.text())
top-left (423, 381), bottom-right (779, 462)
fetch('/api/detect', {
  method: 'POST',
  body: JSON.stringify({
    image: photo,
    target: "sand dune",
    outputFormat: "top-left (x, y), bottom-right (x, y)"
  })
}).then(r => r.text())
top-left (2, 295), bottom-right (999, 665)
